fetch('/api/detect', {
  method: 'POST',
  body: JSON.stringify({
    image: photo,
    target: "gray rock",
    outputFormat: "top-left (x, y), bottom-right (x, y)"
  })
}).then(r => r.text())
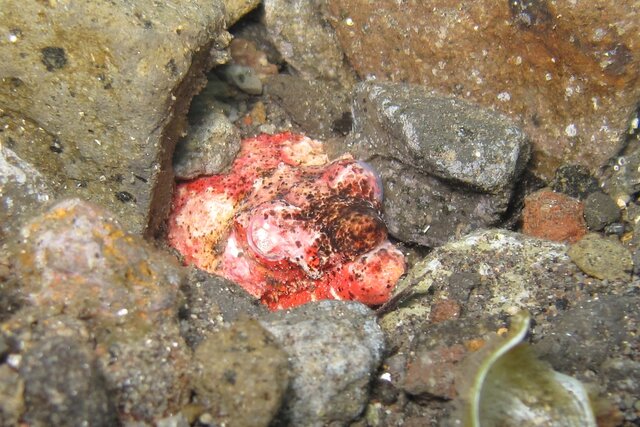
top-left (265, 74), bottom-right (352, 139)
top-left (11, 198), bottom-right (192, 422)
top-left (380, 229), bottom-right (577, 349)
top-left (20, 336), bottom-right (116, 426)
top-left (370, 157), bottom-right (508, 247)
top-left (193, 320), bottom-right (290, 427)
top-left (221, 64), bottom-right (264, 95)
top-left (349, 82), bottom-right (530, 193)
top-left (173, 111), bottom-right (241, 180)
top-left (179, 267), bottom-right (269, 348)
top-left (0, 0), bottom-right (229, 234)
top-left (260, 300), bottom-right (384, 426)
top-left (264, 0), bottom-right (356, 89)
top-left (584, 191), bottom-right (620, 231)
top-left (96, 322), bottom-right (192, 423)
top-left (533, 295), bottom-right (640, 374)
top-left (348, 82), bottom-right (529, 246)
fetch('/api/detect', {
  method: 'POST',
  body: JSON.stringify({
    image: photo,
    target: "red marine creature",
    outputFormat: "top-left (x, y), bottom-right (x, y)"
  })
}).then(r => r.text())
top-left (168, 132), bottom-right (405, 310)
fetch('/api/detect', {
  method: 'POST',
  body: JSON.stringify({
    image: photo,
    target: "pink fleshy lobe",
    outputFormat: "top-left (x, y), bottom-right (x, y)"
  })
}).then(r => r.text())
top-left (167, 132), bottom-right (405, 310)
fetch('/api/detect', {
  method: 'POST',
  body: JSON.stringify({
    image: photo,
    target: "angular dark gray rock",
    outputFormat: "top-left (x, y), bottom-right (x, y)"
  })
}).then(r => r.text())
top-left (260, 300), bottom-right (385, 426)
top-left (348, 81), bottom-right (530, 246)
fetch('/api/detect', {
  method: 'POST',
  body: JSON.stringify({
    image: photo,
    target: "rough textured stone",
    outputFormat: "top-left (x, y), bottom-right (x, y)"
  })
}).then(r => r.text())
top-left (584, 191), bottom-right (621, 231)
top-left (193, 320), bottom-right (290, 427)
top-left (20, 336), bottom-right (116, 426)
top-left (380, 229), bottom-right (578, 350)
top-left (95, 323), bottom-right (192, 423)
top-left (349, 82), bottom-right (530, 193)
top-left (265, 74), bottom-right (352, 139)
top-left (568, 233), bottom-right (633, 281)
top-left (224, 0), bottom-right (262, 26)
top-left (551, 164), bottom-right (601, 200)
top-left (179, 267), bottom-right (269, 349)
top-left (0, 365), bottom-right (24, 426)
top-left (15, 199), bottom-right (183, 324)
top-left (347, 81), bottom-right (529, 246)
top-left (324, 1), bottom-right (640, 179)
top-left (264, 0), bottom-right (356, 88)
top-left (173, 110), bottom-right (241, 180)
top-left (396, 317), bottom-right (502, 400)
top-left (533, 295), bottom-right (640, 373)
top-left (0, 0), bottom-right (228, 234)
top-left (9, 199), bottom-right (191, 422)
top-left (0, 139), bottom-right (56, 244)
top-left (369, 157), bottom-right (509, 247)
top-left (522, 189), bottom-right (587, 243)
top-left (260, 300), bottom-right (385, 426)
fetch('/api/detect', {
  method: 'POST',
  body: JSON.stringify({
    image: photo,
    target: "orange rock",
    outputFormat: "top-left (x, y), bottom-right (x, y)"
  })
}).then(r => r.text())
top-left (324, 1), bottom-right (640, 179)
top-left (522, 190), bottom-right (587, 243)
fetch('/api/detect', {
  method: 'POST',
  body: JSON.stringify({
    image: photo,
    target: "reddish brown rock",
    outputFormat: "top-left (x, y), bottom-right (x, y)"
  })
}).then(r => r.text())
top-left (402, 343), bottom-right (467, 399)
top-left (324, 1), bottom-right (640, 179)
top-left (522, 190), bottom-right (587, 243)
top-left (430, 299), bottom-right (461, 323)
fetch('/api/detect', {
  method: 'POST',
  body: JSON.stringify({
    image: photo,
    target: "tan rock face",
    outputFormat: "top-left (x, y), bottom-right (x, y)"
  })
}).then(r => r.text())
top-left (0, 0), bottom-right (228, 234)
top-left (324, 1), bottom-right (640, 179)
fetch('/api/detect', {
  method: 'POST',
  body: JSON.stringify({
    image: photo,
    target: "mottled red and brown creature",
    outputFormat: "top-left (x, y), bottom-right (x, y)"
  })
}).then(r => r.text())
top-left (168, 132), bottom-right (405, 310)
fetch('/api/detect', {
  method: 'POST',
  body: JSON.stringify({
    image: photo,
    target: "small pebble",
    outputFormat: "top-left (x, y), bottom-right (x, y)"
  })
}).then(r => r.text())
top-left (522, 189), bottom-right (587, 243)
top-left (568, 233), bottom-right (632, 281)
top-left (584, 191), bottom-right (620, 231)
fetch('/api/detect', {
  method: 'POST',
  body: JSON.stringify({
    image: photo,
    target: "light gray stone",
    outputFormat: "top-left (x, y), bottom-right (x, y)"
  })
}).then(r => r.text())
top-left (260, 300), bottom-right (384, 426)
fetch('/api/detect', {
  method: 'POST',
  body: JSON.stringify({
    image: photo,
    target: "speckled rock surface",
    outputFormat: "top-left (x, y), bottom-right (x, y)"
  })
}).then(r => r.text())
top-left (380, 229), bottom-right (577, 349)
top-left (7, 199), bottom-right (192, 423)
top-left (0, 311), bottom-right (115, 426)
top-left (583, 191), bottom-right (621, 231)
top-left (20, 335), bottom-right (116, 426)
top-left (324, 0), bottom-right (640, 179)
top-left (0, 364), bottom-right (24, 426)
top-left (0, 0), bottom-right (229, 234)
top-left (193, 320), bottom-right (290, 427)
top-left (15, 199), bottom-right (183, 324)
top-left (568, 233), bottom-right (633, 281)
top-left (263, 0), bottom-right (356, 88)
top-left (260, 300), bottom-right (384, 426)
top-left (179, 267), bottom-right (269, 349)
top-left (224, 0), bottom-right (262, 26)
top-left (522, 189), bottom-right (588, 243)
top-left (369, 157), bottom-right (509, 247)
top-left (349, 82), bottom-right (529, 193)
top-left (348, 81), bottom-right (529, 246)
top-left (173, 110), bottom-right (241, 180)
top-left (95, 323), bottom-right (192, 423)
top-left (265, 74), bottom-right (352, 139)
top-left (0, 139), bottom-right (56, 245)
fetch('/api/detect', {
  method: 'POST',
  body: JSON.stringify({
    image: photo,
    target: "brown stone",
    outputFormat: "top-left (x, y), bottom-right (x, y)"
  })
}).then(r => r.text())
top-left (522, 189), bottom-right (587, 243)
top-left (402, 343), bottom-right (467, 399)
top-left (430, 299), bottom-right (461, 323)
top-left (324, 1), bottom-right (640, 179)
